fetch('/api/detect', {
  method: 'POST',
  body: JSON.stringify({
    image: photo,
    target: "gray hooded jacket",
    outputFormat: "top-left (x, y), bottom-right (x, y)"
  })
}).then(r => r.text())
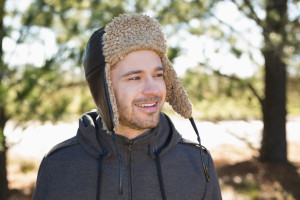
top-left (33, 111), bottom-right (222, 200)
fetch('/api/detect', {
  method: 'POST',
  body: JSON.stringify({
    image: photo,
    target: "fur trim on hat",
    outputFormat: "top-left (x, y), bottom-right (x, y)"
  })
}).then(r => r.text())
top-left (102, 13), bottom-right (192, 131)
top-left (162, 56), bottom-right (192, 118)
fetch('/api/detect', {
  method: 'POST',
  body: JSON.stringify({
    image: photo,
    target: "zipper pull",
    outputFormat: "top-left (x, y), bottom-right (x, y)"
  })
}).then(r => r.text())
top-left (128, 140), bottom-right (133, 151)
top-left (152, 145), bottom-right (157, 153)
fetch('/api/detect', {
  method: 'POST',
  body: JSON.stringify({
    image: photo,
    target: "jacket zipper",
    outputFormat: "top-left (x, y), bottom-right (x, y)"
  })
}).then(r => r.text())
top-left (128, 140), bottom-right (133, 200)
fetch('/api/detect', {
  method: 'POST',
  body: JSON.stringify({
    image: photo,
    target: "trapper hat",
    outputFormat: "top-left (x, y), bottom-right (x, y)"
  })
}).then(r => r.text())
top-left (83, 13), bottom-right (192, 132)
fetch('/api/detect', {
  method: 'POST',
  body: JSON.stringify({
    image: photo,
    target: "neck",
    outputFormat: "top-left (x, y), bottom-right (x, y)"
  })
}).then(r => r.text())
top-left (115, 125), bottom-right (148, 139)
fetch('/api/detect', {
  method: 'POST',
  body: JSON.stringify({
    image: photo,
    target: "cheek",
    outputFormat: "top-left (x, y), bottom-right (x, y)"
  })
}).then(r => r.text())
top-left (112, 82), bottom-right (124, 104)
top-left (159, 81), bottom-right (167, 99)
top-left (114, 84), bottom-right (136, 104)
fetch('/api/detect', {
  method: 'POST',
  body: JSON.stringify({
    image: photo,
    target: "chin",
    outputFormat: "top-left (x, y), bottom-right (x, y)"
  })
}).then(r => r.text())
top-left (142, 115), bottom-right (160, 128)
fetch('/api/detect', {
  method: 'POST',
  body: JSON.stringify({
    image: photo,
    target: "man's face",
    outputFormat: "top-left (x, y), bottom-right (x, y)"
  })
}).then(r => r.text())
top-left (111, 50), bottom-right (166, 134)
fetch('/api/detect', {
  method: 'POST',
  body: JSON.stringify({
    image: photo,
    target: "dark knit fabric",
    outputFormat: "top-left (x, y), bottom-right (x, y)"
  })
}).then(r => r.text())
top-left (33, 111), bottom-right (222, 200)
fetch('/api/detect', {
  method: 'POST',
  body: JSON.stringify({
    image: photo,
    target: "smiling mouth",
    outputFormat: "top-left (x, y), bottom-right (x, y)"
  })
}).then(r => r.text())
top-left (135, 102), bottom-right (159, 112)
top-left (137, 103), bottom-right (157, 108)
top-left (134, 96), bottom-right (162, 112)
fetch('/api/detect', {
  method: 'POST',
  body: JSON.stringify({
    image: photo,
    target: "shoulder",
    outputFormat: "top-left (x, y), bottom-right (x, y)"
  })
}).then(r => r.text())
top-left (179, 138), bottom-right (209, 153)
top-left (45, 136), bottom-right (79, 157)
top-left (178, 137), bottom-right (212, 166)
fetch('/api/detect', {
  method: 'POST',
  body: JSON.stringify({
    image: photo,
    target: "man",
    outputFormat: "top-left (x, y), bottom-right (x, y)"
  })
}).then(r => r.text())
top-left (33, 14), bottom-right (222, 200)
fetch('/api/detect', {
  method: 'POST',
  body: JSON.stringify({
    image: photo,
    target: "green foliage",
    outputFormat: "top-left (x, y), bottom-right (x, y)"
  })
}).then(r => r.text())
top-left (234, 174), bottom-right (260, 199)
top-left (20, 160), bottom-right (36, 173)
top-left (0, 129), bottom-right (5, 152)
top-left (180, 65), bottom-right (263, 120)
top-left (2, 0), bottom-right (137, 127)
top-left (0, 0), bottom-right (299, 196)
top-left (0, 84), bottom-right (9, 108)
top-left (179, 63), bottom-right (300, 120)
top-left (3, 65), bottom-right (71, 124)
top-left (2, 0), bottom-right (159, 127)
top-left (77, 87), bottom-right (95, 114)
top-left (167, 47), bottom-right (181, 63)
top-left (157, 0), bottom-right (214, 25)
top-left (287, 77), bottom-right (300, 115)
top-left (2, 0), bottom-right (298, 135)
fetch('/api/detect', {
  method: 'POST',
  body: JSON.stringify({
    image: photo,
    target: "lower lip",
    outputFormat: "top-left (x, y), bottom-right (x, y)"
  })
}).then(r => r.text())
top-left (136, 103), bottom-right (158, 112)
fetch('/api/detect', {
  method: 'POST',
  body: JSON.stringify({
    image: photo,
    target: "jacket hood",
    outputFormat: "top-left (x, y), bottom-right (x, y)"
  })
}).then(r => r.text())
top-left (77, 110), bottom-right (186, 196)
top-left (76, 110), bottom-right (182, 160)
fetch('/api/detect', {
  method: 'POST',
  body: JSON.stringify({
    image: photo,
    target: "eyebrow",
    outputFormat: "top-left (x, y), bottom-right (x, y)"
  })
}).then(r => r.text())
top-left (121, 66), bottom-right (164, 78)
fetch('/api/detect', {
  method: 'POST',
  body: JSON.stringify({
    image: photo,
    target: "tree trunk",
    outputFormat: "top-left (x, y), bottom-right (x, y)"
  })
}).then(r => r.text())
top-left (0, 108), bottom-right (8, 200)
top-left (260, 50), bottom-right (287, 163)
top-left (259, 0), bottom-right (288, 163)
top-left (0, 0), bottom-right (9, 198)
top-left (0, 145), bottom-right (8, 200)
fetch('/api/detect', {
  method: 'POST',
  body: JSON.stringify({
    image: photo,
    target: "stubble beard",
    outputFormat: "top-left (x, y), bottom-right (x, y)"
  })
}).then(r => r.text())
top-left (117, 96), bottom-right (163, 131)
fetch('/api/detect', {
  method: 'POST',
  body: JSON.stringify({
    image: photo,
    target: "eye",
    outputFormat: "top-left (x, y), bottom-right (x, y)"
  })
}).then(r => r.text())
top-left (154, 73), bottom-right (164, 78)
top-left (128, 76), bottom-right (140, 81)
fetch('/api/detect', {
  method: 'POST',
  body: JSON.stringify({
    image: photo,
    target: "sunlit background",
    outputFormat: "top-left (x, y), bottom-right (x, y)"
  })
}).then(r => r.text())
top-left (1, 0), bottom-right (300, 199)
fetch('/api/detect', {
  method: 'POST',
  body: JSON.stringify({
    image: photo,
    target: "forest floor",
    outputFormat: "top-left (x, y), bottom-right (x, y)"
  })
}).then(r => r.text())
top-left (214, 146), bottom-right (300, 199)
top-left (5, 115), bottom-right (300, 200)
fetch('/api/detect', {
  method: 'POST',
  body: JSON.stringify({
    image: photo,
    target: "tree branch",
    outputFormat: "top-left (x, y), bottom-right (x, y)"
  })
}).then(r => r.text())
top-left (2, 6), bottom-right (38, 81)
top-left (230, 0), bottom-right (263, 27)
top-left (208, 8), bottom-right (264, 54)
top-left (243, 0), bottom-right (262, 25)
top-left (226, 129), bottom-right (258, 151)
top-left (213, 69), bottom-right (264, 108)
top-left (209, 11), bottom-right (236, 33)
top-left (56, 80), bottom-right (86, 90)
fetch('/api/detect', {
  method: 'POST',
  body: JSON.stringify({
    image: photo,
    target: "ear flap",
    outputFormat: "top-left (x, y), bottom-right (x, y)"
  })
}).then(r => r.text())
top-left (104, 63), bottom-right (119, 131)
top-left (86, 67), bottom-right (114, 131)
top-left (84, 27), bottom-right (116, 132)
top-left (162, 56), bottom-right (192, 119)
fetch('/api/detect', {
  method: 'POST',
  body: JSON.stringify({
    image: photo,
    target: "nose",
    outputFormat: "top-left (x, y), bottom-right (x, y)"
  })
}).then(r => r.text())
top-left (142, 76), bottom-right (160, 96)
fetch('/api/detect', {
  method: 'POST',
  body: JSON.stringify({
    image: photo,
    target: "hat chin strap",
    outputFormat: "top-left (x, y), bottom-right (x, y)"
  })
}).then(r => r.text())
top-left (103, 69), bottom-right (115, 131)
top-left (189, 117), bottom-right (210, 182)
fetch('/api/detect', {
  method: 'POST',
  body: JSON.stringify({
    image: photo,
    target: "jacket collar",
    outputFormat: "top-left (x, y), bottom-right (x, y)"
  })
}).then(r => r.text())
top-left (77, 111), bottom-right (182, 159)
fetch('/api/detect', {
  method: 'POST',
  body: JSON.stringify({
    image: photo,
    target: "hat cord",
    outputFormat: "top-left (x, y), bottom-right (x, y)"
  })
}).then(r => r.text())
top-left (189, 117), bottom-right (210, 182)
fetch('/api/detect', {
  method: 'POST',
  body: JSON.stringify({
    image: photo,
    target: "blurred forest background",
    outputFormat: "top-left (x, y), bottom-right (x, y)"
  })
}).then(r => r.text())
top-left (1, 0), bottom-right (300, 199)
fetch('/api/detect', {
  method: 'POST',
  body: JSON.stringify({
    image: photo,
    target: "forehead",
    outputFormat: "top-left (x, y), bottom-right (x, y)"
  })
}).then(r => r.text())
top-left (111, 50), bottom-right (163, 73)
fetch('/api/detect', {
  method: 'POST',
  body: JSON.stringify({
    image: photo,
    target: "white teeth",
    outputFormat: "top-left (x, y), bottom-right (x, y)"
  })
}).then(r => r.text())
top-left (138, 103), bottom-right (156, 107)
